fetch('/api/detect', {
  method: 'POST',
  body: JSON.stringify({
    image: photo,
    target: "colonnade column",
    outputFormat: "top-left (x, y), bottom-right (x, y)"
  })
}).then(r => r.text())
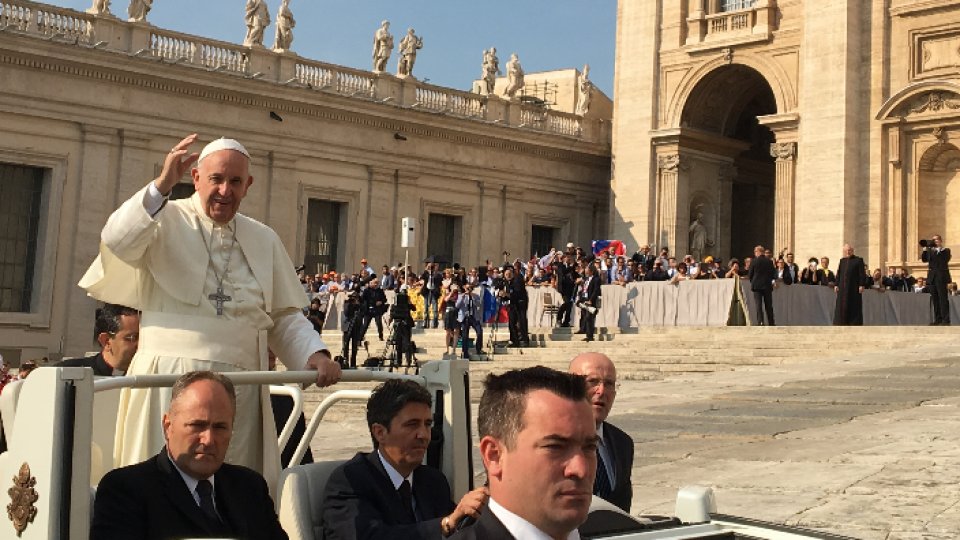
top-left (771, 142), bottom-right (797, 252)
top-left (657, 154), bottom-right (682, 254)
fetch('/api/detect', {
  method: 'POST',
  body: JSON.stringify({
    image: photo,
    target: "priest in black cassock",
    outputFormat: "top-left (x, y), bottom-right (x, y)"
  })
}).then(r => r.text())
top-left (834, 244), bottom-right (868, 325)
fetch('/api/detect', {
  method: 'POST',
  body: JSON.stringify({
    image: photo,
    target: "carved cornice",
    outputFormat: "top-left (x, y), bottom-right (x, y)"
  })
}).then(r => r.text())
top-left (907, 91), bottom-right (960, 115)
top-left (0, 50), bottom-right (610, 167)
top-left (770, 142), bottom-right (797, 161)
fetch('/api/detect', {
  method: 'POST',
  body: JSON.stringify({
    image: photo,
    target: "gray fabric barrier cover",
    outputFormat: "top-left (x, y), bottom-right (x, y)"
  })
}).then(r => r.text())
top-left (316, 279), bottom-right (953, 330)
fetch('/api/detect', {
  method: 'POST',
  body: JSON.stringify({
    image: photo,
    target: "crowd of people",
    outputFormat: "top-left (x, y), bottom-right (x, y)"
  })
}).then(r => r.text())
top-left (297, 239), bottom-right (956, 342)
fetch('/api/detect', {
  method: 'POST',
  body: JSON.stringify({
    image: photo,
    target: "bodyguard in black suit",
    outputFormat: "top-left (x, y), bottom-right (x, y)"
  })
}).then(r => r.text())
top-left (504, 267), bottom-right (530, 346)
top-left (747, 245), bottom-right (776, 326)
top-left (555, 255), bottom-right (578, 327)
top-left (922, 234), bottom-right (952, 325)
top-left (579, 264), bottom-right (602, 342)
top-left (57, 303), bottom-right (140, 376)
top-left (451, 367), bottom-right (597, 540)
top-left (570, 353), bottom-right (634, 513)
top-left (91, 371), bottom-right (287, 540)
top-left (321, 379), bottom-right (487, 539)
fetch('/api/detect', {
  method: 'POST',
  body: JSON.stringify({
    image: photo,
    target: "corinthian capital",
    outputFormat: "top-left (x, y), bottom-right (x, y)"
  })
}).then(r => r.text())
top-left (658, 154), bottom-right (681, 172)
top-left (770, 142), bottom-right (797, 161)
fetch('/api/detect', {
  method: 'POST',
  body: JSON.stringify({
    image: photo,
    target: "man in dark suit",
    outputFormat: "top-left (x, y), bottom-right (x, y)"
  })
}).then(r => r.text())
top-left (504, 267), bottom-right (530, 347)
top-left (321, 379), bottom-right (487, 539)
top-left (555, 254), bottom-right (578, 327)
top-left (569, 353), bottom-right (633, 512)
top-left (748, 245), bottom-right (776, 326)
top-left (362, 278), bottom-right (389, 341)
top-left (834, 243), bottom-right (868, 326)
top-left (57, 304), bottom-right (140, 376)
top-left (922, 234), bottom-right (952, 325)
top-left (450, 367), bottom-right (597, 540)
top-left (91, 371), bottom-right (287, 539)
top-left (579, 264), bottom-right (602, 342)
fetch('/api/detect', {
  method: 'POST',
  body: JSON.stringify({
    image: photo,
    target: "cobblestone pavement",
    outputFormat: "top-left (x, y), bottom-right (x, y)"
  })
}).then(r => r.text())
top-left (306, 341), bottom-right (960, 539)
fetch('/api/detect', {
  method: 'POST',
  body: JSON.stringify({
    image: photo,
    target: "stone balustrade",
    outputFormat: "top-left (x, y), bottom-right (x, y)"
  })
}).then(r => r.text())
top-left (1, 0), bottom-right (93, 40)
top-left (706, 9), bottom-right (754, 36)
top-left (0, 0), bottom-right (610, 145)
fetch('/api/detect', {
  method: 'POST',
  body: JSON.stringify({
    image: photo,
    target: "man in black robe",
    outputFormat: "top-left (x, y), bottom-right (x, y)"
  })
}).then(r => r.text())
top-left (834, 244), bottom-right (867, 325)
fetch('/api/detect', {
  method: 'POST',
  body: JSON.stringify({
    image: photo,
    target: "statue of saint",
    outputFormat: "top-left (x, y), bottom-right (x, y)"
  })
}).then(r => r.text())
top-left (127, 0), bottom-right (151, 22)
top-left (372, 20), bottom-right (393, 72)
top-left (576, 64), bottom-right (593, 116)
top-left (273, 0), bottom-right (295, 51)
top-left (689, 212), bottom-right (713, 261)
top-left (396, 28), bottom-right (423, 77)
top-left (243, 0), bottom-right (270, 48)
top-left (503, 53), bottom-right (524, 99)
top-left (481, 47), bottom-right (500, 95)
top-left (88, 0), bottom-right (111, 16)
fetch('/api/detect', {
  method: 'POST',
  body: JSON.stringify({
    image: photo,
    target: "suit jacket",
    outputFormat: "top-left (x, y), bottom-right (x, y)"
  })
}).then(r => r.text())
top-left (580, 275), bottom-right (601, 305)
top-left (455, 292), bottom-right (482, 322)
top-left (600, 421), bottom-right (634, 513)
top-left (91, 450), bottom-right (287, 540)
top-left (447, 506), bottom-right (514, 540)
top-left (748, 255), bottom-right (775, 292)
top-left (420, 271), bottom-right (444, 299)
top-left (321, 451), bottom-right (455, 540)
top-left (56, 353), bottom-right (114, 376)
top-left (922, 247), bottom-right (952, 284)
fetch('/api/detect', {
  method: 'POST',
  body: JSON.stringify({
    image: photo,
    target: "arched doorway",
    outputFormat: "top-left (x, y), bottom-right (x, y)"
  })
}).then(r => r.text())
top-left (918, 142), bottom-right (960, 243)
top-left (678, 64), bottom-right (778, 261)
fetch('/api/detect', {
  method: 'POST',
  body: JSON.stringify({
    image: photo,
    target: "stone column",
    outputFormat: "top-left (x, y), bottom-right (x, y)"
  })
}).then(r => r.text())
top-left (64, 125), bottom-right (117, 355)
top-left (771, 142), bottom-right (797, 252)
top-left (657, 154), bottom-right (682, 254)
top-left (264, 151), bottom-right (300, 254)
top-left (887, 124), bottom-right (905, 264)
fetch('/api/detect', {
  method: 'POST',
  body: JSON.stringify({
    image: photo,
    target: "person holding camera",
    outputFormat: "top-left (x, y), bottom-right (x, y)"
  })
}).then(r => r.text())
top-left (342, 292), bottom-right (365, 368)
top-left (504, 267), bottom-right (530, 347)
top-left (800, 257), bottom-right (825, 285)
top-left (921, 234), bottom-right (952, 325)
top-left (389, 291), bottom-right (417, 367)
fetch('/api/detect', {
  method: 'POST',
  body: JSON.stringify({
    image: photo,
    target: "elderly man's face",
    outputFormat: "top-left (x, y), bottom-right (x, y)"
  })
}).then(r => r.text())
top-left (569, 354), bottom-right (617, 424)
top-left (163, 379), bottom-right (234, 480)
top-left (192, 150), bottom-right (253, 224)
top-left (484, 390), bottom-right (597, 538)
top-left (372, 402), bottom-right (432, 477)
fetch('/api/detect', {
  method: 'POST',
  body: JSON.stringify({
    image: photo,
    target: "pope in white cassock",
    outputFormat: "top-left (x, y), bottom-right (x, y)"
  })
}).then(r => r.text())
top-left (79, 133), bottom-right (341, 490)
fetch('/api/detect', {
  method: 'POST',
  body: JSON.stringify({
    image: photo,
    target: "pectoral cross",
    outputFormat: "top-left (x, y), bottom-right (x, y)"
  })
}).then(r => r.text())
top-left (209, 286), bottom-right (232, 316)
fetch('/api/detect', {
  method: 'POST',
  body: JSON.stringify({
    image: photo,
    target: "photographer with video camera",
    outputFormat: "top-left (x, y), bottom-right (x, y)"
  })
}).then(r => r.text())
top-left (921, 234), bottom-right (952, 325)
top-left (341, 291), bottom-right (365, 369)
top-left (389, 290), bottom-right (417, 368)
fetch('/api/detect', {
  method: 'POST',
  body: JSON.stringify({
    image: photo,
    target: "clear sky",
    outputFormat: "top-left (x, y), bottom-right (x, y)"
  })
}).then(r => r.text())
top-left (56, 0), bottom-right (618, 97)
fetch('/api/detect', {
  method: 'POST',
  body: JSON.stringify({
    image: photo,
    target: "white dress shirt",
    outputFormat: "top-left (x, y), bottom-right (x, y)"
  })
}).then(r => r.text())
top-left (488, 497), bottom-right (581, 540)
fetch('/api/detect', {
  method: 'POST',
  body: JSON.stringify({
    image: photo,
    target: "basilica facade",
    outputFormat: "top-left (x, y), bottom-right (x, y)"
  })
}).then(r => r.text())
top-left (612, 0), bottom-right (960, 272)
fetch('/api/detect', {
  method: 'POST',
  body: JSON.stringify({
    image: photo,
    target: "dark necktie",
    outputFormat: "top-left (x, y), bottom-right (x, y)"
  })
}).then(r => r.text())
top-left (196, 479), bottom-right (222, 525)
top-left (594, 444), bottom-right (613, 499)
top-left (397, 479), bottom-right (417, 523)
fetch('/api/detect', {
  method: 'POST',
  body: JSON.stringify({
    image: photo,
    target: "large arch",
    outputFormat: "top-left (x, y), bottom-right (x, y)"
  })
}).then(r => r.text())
top-left (670, 64), bottom-right (779, 261)
top-left (665, 52), bottom-right (797, 129)
top-left (918, 142), bottom-right (960, 245)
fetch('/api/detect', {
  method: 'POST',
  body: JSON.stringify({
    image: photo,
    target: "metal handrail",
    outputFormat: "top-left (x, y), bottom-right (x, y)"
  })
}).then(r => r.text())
top-left (92, 369), bottom-right (425, 392)
top-left (289, 389), bottom-right (371, 467)
top-left (269, 385), bottom-right (303, 452)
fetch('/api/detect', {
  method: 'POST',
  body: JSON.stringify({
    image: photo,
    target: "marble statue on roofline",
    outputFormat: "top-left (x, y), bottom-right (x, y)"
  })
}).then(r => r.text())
top-left (481, 48), bottom-right (500, 96)
top-left (243, 0), bottom-right (271, 48)
top-left (127, 0), bottom-right (151, 22)
top-left (577, 64), bottom-right (594, 116)
top-left (88, 0), bottom-right (111, 16)
top-left (503, 53), bottom-right (524, 99)
top-left (273, 0), bottom-right (295, 51)
top-left (372, 20), bottom-right (394, 72)
top-left (396, 28), bottom-right (424, 78)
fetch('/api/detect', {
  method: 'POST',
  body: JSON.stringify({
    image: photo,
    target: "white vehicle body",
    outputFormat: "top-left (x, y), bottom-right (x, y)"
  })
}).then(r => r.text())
top-left (0, 363), bottom-right (853, 539)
